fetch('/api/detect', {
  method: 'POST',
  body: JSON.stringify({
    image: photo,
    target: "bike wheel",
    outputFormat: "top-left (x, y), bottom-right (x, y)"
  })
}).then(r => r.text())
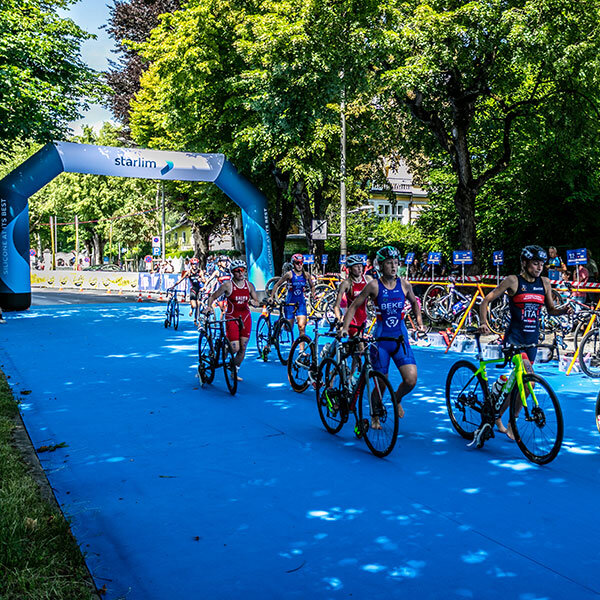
top-left (595, 390), bottom-right (600, 434)
top-left (422, 284), bottom-right (449, 324)
top-left (579, 328), bottom-right (600, 377)
top-left (358, 370), bottom-right (398, 458)
top-left (255, 314), bottom-right (270, 360)
top-left (164, 299), bottom-right (172, 328)
top-left (197, 331), bottom-right (215, 384)
top-left (173, 303), bottom-right (179, 330)
top-left (316, 358), bottom-right (346, 434)
top-left (287, 335), bottom-right (316, 393)
top-left (487, 296), bottom-right (509, 335)
top-left (509, 373), bottom-right (563, 465)
top-left (445, 360), bottom-right (486, 440)
top-left (275, 318), bottom-right (294, 365)
top-left (222, 341), bottom-right (238, 395)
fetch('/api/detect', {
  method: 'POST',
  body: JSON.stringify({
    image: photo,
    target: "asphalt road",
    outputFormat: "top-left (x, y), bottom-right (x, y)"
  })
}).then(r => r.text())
top-left (31, 288), bottom-right (159, 305)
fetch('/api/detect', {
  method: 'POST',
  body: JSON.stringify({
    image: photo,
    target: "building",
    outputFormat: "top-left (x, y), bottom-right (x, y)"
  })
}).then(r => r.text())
top-left (368, 160), bottom-right (429, 223)
top-left (166, 219), bottom-right (233, 253)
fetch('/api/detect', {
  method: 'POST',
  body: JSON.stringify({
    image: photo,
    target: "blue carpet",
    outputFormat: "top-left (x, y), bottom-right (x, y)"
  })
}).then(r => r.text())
top-left (1, 304), bottom-right (600, 599)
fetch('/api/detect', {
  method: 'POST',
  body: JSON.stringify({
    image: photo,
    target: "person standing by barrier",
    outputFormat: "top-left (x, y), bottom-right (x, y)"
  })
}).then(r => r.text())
top-left (479, 245), bottom-right (571, 437)
top-left (546, 246), bottom-right (566, 282)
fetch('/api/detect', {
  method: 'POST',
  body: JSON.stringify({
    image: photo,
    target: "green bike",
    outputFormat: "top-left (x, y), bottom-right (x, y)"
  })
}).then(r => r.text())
top-left (445, 332), bottom-right (563, 465)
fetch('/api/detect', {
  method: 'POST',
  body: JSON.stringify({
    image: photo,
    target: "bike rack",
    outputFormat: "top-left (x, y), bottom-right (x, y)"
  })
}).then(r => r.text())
top-left (565, 295), bottom-right (600, 375)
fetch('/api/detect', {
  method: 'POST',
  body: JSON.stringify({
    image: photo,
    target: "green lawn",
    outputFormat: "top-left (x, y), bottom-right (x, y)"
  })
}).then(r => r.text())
top-left (0, 370), bottom-right (97, 599)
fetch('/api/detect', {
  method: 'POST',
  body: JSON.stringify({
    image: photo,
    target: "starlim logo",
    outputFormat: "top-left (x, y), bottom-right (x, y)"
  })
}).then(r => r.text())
top-left (161, 161), bottom-right (174, 176)
top-left (114, 156), bottom-right (157, 169)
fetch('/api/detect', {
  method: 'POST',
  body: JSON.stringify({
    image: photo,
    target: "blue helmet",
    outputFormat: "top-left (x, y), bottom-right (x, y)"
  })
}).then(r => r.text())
top-left (376, 246), bottom-right (400, 262)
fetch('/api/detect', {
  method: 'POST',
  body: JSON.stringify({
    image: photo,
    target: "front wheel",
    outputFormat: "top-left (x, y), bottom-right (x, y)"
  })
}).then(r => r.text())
top-left (275, 318), bottom-right (294, 365)
top-left (197, 331), bottom-right (215, 384)
top-left (445, 360), bottom-right (486, 440)
top-left (255, 314), bottom-right (270, 360)
top-left (222, 341), bottom-right (238, 395)
top-left (287, 335), bottom-right (316, 392)
top-left (509, 373), bottom-right (563, 465)
top-left (358, 370), bottom-right (398, 457)
top-left (579, 328), bottom-right (600, 377)
top-left (422, 284), bottom-right (449, 324)
top-left (173, 302), bottom-right (179, 330)
top-left (316, 358), bottom-right (347, 434)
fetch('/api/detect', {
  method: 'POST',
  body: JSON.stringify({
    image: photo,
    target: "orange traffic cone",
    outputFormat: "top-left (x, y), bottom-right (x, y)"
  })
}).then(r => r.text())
top-left (137, 292), bottom-right (143, 302)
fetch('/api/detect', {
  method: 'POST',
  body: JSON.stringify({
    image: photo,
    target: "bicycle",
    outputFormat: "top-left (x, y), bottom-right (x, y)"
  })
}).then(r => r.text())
top-left (287, 317), bottom-right (339, 392)
top-left (316, 332), bottom-right (400, 458)
top-left (164, 288), bottom-right (180, 330)
top-left (445, 331), bottom-right (563, 464)
top-left (422, 278), bottom-right (481, 328)
top-left (255, 301), bottom-right (298, 365)
top-left (197, 314), bottom-right (242, 395)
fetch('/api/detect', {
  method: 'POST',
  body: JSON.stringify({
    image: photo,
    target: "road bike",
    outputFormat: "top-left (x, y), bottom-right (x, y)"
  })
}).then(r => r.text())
top-left (197, 314), bottom-right (241, 395)
top-left (164, 288), bottom-right (180, 330)
top-left (316, 333), bottom-right (399, 458)
top-left (445, 331), bottom-right (563, 464)
top-left (422, 278), bottom-right (481, 328)
top-left (255, 302), bottom-right (298, 365)
top-left (287, 316), bottom-right (338, 392)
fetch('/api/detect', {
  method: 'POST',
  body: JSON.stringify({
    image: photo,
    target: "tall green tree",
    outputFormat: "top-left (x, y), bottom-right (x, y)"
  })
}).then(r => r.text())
top-left (379, 0), bottom-right (600, 272)
top-left (0, 0), bottom-right (102, 151)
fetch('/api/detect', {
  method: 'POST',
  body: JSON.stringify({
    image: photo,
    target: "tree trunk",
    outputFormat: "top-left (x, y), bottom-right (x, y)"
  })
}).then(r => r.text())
top-left (269, 167), bottom-right (296, 275)
top-left (453, 183), bottom-right (479, 273)
top-left (91, 232), bottom-right (104, 265)
top-left (292, 179), bottom-right (314, 254)
top-left (231, 211), bottom-right (245, 255)
top-left (190, 221), bottom-right (210, 269)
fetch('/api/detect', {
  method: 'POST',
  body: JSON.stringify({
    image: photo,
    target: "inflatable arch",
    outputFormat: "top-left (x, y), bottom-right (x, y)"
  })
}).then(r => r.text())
top-left (0, 142), bottom-right (275, 310)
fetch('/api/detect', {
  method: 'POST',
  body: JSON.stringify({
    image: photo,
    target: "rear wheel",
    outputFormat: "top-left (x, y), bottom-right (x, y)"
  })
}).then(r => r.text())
top-left (316, 358), bottom-right (346, 434)
top-left (173, 302), bottom-right (179, 330)
top-left (423, 284), bottom-right (448, 324)
top-left (287, 335), bottom-right (316, 392)
top-left (197, 331), bottom-right (215, 384)
top-left (579, 328), bottom-right (600, 377)
top-left (358, 370), bottom-right (398, 457)
top-left (509, 373), bottom-right (563, 464)
top-left (222, 341), bottom-right (238, 395)
top-left (445, 360), bottom-right (486, 440)
top-left (255, 314), bottom-right (270, 360)
top-left (275, 318), bottom-right (294, 365)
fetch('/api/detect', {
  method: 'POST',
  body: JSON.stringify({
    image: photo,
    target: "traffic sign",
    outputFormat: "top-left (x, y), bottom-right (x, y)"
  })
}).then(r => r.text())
top-left (566, 248), bottom-right (587, 265)
top-left (339, 255), bottom-right (346, 265)
top-left (427, 252), bottom-right (442, 265)
top-left (302, 254), bottom-right (315, 264)
top-left (144, 255), bottom-right (153, 263)
top-left (29, 249), bottom-right (36, 257)
top-left (312, 220), bottom-right (327, 240)
top-left (151, 236), bottom-right (161, 247)
top-left (321, 254), bottom-right (328, 265)
top-left (493, 250), bottom-right (504, 266)
top-left (152, 247), bottom-right (161, 256)
top-left (452, 250), bottom-right (473, 265)
top-left (405, 252), bottom-right (415, 265)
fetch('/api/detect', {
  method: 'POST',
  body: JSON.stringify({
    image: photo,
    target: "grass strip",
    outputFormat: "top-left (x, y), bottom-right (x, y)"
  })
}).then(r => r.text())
top-left (0, 369), bottom-right (97, 599)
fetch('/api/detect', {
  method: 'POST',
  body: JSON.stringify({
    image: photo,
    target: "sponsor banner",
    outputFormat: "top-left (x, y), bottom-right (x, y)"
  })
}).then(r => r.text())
top-left (31, 270), bottom-right (139, 292)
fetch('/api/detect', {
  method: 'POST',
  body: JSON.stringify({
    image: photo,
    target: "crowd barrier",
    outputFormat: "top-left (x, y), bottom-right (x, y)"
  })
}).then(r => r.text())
top-left (31, 270), bottom-right (188, 295)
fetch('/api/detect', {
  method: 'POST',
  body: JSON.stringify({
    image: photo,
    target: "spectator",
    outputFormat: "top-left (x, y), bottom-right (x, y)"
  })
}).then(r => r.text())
top-left (572, 263), bottom-right (589, 304)
top-left (181, 257), bottom-right (190, 276)
top-left (556, 270), bottom-right (571, 302)
top-left (546, 246), bottom-right (566, 281)
top-left (165, 260), bottom-right (175, 274)
top-left (587, 250), bottom-right (598, 283)
top-left (408, 257), bottom-right (421, 279)
top-left (364, 258), bottom-right (374, 277)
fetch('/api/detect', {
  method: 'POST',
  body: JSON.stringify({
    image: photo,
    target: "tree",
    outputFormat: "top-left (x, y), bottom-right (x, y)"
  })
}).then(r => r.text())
top-left (105, 0), bottom-right (181, 125)
top-left (379, 0), bottom-right (600, 272)
top-left (0, 0), bottom-right (102, 151)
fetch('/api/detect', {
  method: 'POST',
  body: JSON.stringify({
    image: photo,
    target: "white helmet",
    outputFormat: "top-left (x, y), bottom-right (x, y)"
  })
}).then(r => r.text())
top-left (230, 259), bottom-right (247, 271)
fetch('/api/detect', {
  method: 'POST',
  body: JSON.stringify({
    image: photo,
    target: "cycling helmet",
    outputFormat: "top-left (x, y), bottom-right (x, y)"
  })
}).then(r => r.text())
top-left (230, 259), bottom-right (247, 271)
top-left (291, 253), bottom-right (304, 264)
top-left (376, 245), bottom-right (400, 262)
top-left (190, 257), bottom-right (199, 264)
top-left (521, 245), bottom-right (548, 263)
top-left (346, 254), bottom-right (365, 267)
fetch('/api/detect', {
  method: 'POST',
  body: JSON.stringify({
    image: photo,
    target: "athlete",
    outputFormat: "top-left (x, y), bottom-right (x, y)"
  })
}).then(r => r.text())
top-left (204, 259), bottom-right (259, 380)
top-left (334, 254), bottom-right (372, 335)
top-left (173, 258), bottom-right (204, 325)
top-left (479, 244), bottom-right (572, 436)
top-left (269, 254), bottom-right (316, 338)
top-left (341, 246), bottom-right (425, 422)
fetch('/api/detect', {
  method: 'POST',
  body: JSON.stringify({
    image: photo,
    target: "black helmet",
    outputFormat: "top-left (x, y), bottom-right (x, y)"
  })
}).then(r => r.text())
top-left (521, 245), bottom-right (548, 263)
top-left (376, 246), bottom-right (400, 262)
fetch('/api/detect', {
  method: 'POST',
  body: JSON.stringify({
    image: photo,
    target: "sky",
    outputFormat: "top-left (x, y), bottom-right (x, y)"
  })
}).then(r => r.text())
top-left (60, 0), bottom-right (116, 135)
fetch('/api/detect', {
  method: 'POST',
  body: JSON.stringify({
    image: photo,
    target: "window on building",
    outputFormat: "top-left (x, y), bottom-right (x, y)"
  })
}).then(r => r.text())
top-left (182, 231), bottom-right (186, 243)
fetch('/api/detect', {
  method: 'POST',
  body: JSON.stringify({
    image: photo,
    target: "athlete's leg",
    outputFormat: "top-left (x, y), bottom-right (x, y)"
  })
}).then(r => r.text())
top-left (395, 364), bottom-right (418, 418)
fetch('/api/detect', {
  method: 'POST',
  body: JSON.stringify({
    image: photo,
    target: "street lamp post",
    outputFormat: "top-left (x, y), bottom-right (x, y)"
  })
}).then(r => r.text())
top-left (340, 77), bottom-right (347, 263)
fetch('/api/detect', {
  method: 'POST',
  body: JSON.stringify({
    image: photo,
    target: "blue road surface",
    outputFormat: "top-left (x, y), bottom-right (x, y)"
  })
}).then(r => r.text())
top-left (1, 303), bottom-right (600, 599)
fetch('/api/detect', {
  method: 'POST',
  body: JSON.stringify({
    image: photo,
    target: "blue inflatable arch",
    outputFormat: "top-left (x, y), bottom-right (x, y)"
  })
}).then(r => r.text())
top-left (0, 141), bottom-right (275, 310)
